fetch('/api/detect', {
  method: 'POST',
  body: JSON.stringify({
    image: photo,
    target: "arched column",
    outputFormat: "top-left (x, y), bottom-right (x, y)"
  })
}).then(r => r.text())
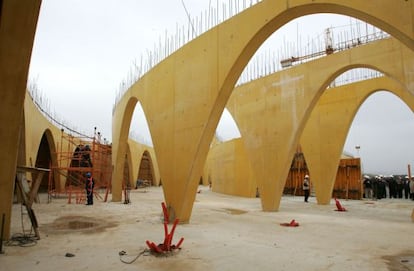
top-left (0, 1), bottom-right (42, 239)
top-left (301, 77), bottom-right (414, 204)
top-left (112, 1), bottom-right (414, 221)
top-left (227, 37), bottom-right (414, 211)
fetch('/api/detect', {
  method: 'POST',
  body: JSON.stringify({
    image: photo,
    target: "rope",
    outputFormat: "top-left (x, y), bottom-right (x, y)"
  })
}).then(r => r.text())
top-left (5, 233), bottom-right (37, 247)
top-left (4, 204), bottom-right (38, 248)
top-left (118, 248), bottom-right (150, 264)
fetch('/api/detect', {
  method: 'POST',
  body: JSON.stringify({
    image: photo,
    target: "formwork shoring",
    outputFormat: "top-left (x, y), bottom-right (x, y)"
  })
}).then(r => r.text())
top-left (48, 128), bottom-right (112, 204)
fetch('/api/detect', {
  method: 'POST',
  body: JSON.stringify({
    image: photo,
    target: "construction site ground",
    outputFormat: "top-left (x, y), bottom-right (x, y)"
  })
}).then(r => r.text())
top-left (2, 186), bottom-right (414, 271)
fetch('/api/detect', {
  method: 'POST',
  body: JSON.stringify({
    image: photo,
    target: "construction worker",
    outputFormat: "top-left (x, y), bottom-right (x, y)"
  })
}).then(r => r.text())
top-left (80, 144), bottom-right (93, 167)
top-left (85, 172), bottom-right (95, 205)
top-left (303, 174), bottom-right (310, 202)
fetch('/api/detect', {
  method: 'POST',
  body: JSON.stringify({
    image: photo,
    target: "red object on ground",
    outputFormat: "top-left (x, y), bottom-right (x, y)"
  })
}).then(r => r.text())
top-left (334, 198), bottom-right (347, 211)
top-left (146, 202), bottom-right (184, 254)
top-left (280, 219), bottom-right (299, 227)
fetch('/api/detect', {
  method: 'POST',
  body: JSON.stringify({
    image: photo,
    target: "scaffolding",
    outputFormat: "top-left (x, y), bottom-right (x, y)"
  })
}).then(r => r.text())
top-left (48, 128), bottom-right (112, 204)
top-left (280, 26), bottom-right (390, 69)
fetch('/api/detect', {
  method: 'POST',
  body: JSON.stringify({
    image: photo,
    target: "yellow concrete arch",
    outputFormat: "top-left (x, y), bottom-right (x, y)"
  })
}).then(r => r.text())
top-left (112, 2), bottom-right (414, 223)
top-left (138, 150), bottom-right (160, 187)
top-left (260, 0), bottom-right (414, 51)
top-left (125, 142), bottom-right (158, 188)
top-left (0, 1), bottom-right (42, 237)
top-left (128, 139), bottom-right (161, 187)
top-left (301, 76), bottom-right (414, 205)
top-left (226, 37), bottom-right (414, 212)
top-left (24, 93), bottom-right (63, 189)
top-left (139, 150), bottom-right (156, 186)
top-left (112, 96), bottom-right (147, 196)
top-left (24, 94), bottom-right (61, 157)
top-left (36, 129), bottom-right (60, 191)
top-left (208, 76), bottom-right (414, 205)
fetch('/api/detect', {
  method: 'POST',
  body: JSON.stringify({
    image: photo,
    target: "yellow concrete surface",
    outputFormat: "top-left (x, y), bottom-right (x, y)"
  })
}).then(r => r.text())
top-left (1, 90), bottom-right (157, 239)
top-left (2, 0), bottom-right (414, 239)
top-left (2, 86), bottom-right (159, 239)
top-left (112, 2), bottom-right (414, 223)
top-left (207, 139), bottom-right (257, 198)
top-left (212, 76), bottom-right (414, 207)
top-left (127, 139), bottom-right (161, 187)
top-left (226, 37), bottom-right (414, 212)
top-left (301, 77), bottom-right (414, 205)
top-left (23, 92), bottom-right (62, 190)
top-left (0, 1), bottom-right (42, 238)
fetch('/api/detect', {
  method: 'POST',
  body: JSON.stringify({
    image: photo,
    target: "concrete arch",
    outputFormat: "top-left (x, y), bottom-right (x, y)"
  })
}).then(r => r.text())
top-left (34, 129), bottom-right (60, 191)
top-left (128, 139), bottom-right (161, 187)
top-left (24, 92), bottom-right (62, 170)
top-left (23, 91), bottom-right (72, 192)
top-left (301, 76), bottom-right (414, 205)
top-left (113, 96), bottom-right (140, 196)
top-left (137, 150), bottom-right (156, 186)
top-left (258, 1), bottom-right (414, 51)
top-left (0, 1), bottom-right (41, 238)
top-left (208, 76), bottom-right (414, 205)
top-left (215, 108), bottom-right (242, 142)
top-left (222, 79), bottom-right (414, 206)
top-left (112, 2), bottom-right (414, 222)
top-left (227, 37), bottom-right (414, 212)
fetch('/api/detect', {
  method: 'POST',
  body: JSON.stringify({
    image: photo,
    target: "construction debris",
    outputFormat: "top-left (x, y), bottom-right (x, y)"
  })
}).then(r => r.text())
top-left (280, 219), bottom-right (299, 227)
top-left (334, 198), bottom-right (347, 212)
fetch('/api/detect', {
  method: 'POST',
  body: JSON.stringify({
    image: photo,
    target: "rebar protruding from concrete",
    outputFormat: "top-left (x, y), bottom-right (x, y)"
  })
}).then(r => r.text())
top-left (146, 202), bottom-right (184, 254)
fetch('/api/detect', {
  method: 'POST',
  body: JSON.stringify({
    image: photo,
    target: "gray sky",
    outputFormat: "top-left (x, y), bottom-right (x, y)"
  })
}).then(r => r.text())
top-left (28, 0), bottom-right (414, 175)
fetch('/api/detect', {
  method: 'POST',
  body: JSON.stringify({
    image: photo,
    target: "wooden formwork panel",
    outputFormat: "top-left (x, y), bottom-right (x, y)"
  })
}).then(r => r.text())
top-left (284, 156), bottom-right (362, 200)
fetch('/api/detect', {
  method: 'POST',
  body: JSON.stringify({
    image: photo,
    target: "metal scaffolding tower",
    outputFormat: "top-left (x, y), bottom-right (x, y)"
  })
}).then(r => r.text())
top-left (48, 128), bottom-right (112, 204)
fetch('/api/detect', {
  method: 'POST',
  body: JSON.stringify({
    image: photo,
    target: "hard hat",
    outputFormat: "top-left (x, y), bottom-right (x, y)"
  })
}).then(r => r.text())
top-left (86, 172), bottom-right (91, 177)
top-left (305, 174), bottom-right (309, 178)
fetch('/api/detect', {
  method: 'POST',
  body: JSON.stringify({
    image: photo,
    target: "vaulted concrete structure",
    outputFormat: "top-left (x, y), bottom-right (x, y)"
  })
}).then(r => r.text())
top-left (226, 37), bottom-right (414, 211)
top-left (300, 76), bottom-right (414, 205)
top-left (207, 76), bottom-right (414, 205)
top-left (1, 0), bottom-right (414, 238)
top-left (112, 1), bottom-right (414, 223)
top-left (1, 89), bottom-right (158, 238)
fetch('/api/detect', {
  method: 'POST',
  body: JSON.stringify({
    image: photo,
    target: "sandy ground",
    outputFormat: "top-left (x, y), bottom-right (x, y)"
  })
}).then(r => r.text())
top-left (1, 186), bottom-right (414, 271)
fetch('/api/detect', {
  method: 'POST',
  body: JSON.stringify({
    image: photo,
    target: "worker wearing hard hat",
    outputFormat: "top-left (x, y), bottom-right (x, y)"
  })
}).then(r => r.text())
top-left (303, 174), bottom-right (310, 203)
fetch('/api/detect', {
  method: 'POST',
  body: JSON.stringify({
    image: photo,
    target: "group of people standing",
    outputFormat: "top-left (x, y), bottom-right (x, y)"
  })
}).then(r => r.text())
top-left (363, 175), bottom-right (414, 200)
top-left (301, 174), bottom-right (414, 203)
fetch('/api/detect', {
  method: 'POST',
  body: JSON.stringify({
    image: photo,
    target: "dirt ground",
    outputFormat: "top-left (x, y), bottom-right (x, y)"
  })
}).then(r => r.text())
top-left (1, 186), bottom-right (414, 271)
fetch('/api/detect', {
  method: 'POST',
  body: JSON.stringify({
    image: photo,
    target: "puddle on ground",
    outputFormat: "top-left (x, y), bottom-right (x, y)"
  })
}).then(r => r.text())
top-left (382, 251), bottom-right (414, 271)
top-left (68, 220), bottom-right (95, 230)
top-left (43, 215), bottom-right (118, 234)
top-left (223, 208), bottom-right (247, 215)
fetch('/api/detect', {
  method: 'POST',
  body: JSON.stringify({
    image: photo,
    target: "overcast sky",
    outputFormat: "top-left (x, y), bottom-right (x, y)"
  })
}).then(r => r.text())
top-left (28, 0), bottom-right (414, 175)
